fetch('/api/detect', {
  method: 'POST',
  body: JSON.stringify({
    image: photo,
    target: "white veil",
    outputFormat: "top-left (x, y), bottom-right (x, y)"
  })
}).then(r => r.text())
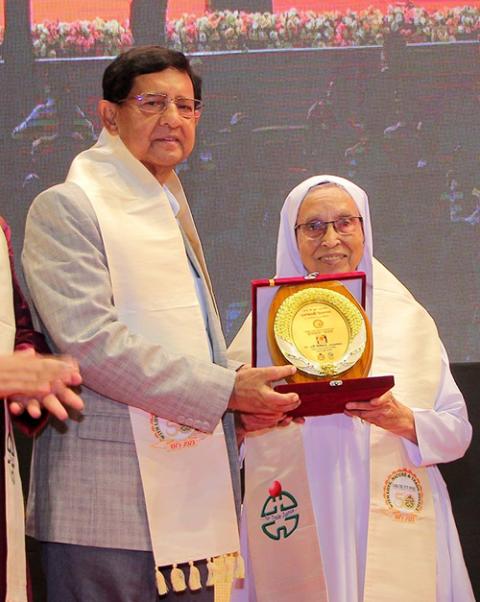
top-left (275, 174), bottom-right (374, 316)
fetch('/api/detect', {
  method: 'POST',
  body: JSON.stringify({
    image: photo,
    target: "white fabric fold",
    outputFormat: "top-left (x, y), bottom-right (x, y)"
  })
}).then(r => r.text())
top-left (1, 230), bottom-right (27, 602)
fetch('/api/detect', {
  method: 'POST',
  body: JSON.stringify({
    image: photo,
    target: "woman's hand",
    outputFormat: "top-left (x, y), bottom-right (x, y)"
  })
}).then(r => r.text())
top-left (0, 349), bottom-right (80, 398)
top-left (2, 350), bottom-right (84, 421)
top-left (344, 391), bottom-right (417, 443)
top-left (9, 380), bottom-right (84, 421)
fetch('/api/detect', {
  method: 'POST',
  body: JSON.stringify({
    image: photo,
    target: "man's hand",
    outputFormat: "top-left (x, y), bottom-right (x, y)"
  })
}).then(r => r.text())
top-left (228, 364), bottom-right (300, 418)
top-left (235, 411), bottom-right (305, 446)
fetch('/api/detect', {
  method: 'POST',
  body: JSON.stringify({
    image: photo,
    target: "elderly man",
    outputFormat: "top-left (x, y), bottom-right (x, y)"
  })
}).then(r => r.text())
top-left (1, 216), bottom-right (83, 602)
top-left (22, 46), bottom-right (299, 602)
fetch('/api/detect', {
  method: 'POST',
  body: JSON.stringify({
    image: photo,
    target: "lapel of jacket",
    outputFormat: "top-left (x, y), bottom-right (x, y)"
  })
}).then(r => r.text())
top-left (178, 225), bottom-right (227, 366)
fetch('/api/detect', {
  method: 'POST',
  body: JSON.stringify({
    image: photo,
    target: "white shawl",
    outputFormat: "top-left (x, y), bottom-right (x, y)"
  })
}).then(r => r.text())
top-left (67, 130), bottom-right (241, 598)
top-left (1, 230), bottom-right (27, 602)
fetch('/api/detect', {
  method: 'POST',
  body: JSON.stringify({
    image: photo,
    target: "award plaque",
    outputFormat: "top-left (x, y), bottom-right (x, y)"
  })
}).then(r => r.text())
top-left (268, 279), bottom-right (372, 383)
top-left (252, 272), bottom-right (394, 416)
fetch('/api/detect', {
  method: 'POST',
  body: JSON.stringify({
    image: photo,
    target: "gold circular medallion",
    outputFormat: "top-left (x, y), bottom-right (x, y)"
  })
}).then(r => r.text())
top-left (273, 287), bottom-right (366, 376)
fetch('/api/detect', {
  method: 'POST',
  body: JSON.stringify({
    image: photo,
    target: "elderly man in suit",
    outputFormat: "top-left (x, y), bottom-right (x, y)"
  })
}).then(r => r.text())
top-left (22, 46), bottom-right (299, 602)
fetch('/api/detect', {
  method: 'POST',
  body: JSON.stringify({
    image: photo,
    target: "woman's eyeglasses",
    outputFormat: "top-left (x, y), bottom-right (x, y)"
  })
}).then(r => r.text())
top-left (295, 216), bottom-right (363, 239)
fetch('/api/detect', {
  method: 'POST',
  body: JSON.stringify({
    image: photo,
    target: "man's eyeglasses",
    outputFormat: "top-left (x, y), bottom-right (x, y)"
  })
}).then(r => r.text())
top-left (295, 216), bottom-right (363, 239)
top-left (118, 92), bottom-right (203, 119)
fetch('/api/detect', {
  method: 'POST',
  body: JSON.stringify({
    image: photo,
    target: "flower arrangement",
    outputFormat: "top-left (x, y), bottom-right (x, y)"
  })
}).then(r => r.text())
top-left (168, 6), bottom-right (480, 52)
top-left (30, 18), bottom-right (133, 58)
top-left (0, 7), bottom-right (478, 58)
top-left (383, 4), bottom-right (480, 43)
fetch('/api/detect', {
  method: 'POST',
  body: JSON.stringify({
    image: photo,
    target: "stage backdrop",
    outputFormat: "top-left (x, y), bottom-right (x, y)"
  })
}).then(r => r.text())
top-left (1, 0), bottom-right (479, 360)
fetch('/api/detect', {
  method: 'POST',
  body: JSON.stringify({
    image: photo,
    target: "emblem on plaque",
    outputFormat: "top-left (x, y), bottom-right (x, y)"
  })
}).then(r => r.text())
top-left (267, 280), bottom-right (372, 383)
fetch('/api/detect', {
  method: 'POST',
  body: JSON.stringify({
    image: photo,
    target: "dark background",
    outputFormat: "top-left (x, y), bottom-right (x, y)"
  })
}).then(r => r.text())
top-left (1, 43), bottom-right (479, 358)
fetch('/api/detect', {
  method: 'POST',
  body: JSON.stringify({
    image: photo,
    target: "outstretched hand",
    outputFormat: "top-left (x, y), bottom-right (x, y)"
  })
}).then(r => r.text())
top-left (228, 364), bottom-right (300, 418)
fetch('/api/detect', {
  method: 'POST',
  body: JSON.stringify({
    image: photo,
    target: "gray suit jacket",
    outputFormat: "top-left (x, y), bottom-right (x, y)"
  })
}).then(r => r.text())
top-left (22, 182), bottom-right (241, 551)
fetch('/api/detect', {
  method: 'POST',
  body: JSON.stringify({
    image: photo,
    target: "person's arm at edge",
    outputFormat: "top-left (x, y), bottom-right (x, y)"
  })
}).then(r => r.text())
top-left (0, 216), bottom-right (50, 435)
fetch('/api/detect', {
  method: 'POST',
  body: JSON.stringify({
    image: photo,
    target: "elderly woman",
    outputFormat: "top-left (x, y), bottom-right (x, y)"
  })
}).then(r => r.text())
top-left (229, 175), bottom-right (474, 602)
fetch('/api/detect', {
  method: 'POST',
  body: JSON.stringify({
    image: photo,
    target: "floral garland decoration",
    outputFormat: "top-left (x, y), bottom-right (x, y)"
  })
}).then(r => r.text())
top-left (0, 7), bottom-right (478, 58)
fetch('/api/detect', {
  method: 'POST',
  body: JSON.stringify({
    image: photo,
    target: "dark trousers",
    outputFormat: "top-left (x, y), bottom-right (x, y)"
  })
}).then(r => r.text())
top-left (41, 542), bottom-right (213, 602)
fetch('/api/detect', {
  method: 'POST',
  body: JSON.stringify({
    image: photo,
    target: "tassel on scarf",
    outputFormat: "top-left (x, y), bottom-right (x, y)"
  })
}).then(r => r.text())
top-left (159, 555), bottom-right (240, 600)
top-left (213, 555), bottom-right (227, 584)
top-left (156, 569), bottom-right (168, 596)
top-left (213, 555), bottom-right (234, 602)
top-left (234, 552), bottom-right (245, 579)
top-left (206, 557), bottom-right (215, 587)
top-left (225, 554), bottom-right (236, 581)
top-left (188, 560), bottom-right (202, 591)
top-left (170, 564), bottom-right (187, 592)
